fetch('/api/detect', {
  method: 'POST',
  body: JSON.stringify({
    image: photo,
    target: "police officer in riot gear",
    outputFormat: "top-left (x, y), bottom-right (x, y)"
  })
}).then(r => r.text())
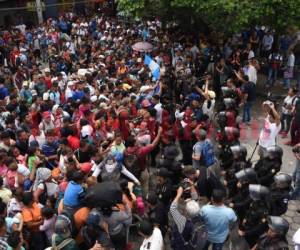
top-left (228, 168), bottom-right (257, 219)
top-left (239, 184), bottom-right (270, 248)
top-left (156, 145), bottom-right (182, 185)
top-left (270, 173), bottom-right (293, 216)
top-left (216, 98), bottom-right (238, 128)
top-left (217, 126), bottom-right (240, 171)
top-left (254, 216), bottom-right (289, 250)
top-left (254, 145), bottom-right (283, 187)
top-left (155, 168), bottom-right (173, 208)
top-left (223, 145), bottom-right (250, 197)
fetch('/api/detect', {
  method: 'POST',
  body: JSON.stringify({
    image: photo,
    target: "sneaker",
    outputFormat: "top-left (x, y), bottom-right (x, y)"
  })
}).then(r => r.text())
top-left (281, 132), bottom-right (288, 138)
top-left (279, 130), bottom-right (285, 135)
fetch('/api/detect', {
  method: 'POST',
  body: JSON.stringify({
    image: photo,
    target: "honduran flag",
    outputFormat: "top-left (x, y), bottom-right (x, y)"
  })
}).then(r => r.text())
top-left (144, 55), bottom-right (160, 80)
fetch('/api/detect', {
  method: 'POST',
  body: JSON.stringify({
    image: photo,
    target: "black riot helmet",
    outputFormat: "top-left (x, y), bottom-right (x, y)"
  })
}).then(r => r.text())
top-left (221, 87), bottom-right (236, 98)
top-left (163, 145), bottom-right (179, 160)
top-left (217, 111), bottom-right (227, 127)
top-left (266, 145), bottom-right (283, 160)
top-left (274, 173), bottom-right (292, 189)
top-left (223, 98), bottom-right (236, 110)
top-left (235, 168), bottom-right (257, 184)
top-left (249, 184), bottom-right (270, 201)
top-left (267, 216), bottom-right (289, 236)
top-left (230, 145), bottom-right (247, 160)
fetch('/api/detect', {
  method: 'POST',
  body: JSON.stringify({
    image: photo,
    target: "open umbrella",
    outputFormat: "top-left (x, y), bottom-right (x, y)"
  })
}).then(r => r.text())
top-left (83, 181), bottom-right (122, 208)
top-left (132, 41), bottom-right (153, 53)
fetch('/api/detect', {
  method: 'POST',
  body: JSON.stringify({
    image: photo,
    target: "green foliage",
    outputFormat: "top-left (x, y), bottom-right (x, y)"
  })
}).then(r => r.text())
top-left (117, 0), bottom-right (300, 34)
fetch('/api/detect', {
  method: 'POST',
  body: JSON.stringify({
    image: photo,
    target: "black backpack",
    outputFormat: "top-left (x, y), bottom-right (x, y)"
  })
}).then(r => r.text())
top-left (180, 216), bottom-right (208, 250)
top-left (123, 150), bottom-right (141, 178)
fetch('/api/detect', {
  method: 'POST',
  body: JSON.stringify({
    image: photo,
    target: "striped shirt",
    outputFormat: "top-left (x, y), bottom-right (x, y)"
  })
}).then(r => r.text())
top-left (170, 191), bottom-right (199, 233)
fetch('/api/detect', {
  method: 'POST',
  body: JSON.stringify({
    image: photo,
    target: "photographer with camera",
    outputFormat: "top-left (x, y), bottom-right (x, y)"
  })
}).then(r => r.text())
top-left (258, 100), bottom-right (281, 158)
top-left (290, 143), bottom-right (300, 199)
top-left (170, 184), bottom-right (207, 250)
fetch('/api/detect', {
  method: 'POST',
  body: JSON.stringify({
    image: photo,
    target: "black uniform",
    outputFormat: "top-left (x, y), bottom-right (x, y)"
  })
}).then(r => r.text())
top-left (240, 184), bottom-right (270, 248)
top-left (270, 173), bottom-right (293, 216)
top-left (255, 216), bottom-right (290, 250)
top-left (156, 178), bottom-right (173, 207)
top-left (254, 146), bottom-right (283, 187)
top-left (254, 159), bottom-right (281, 186)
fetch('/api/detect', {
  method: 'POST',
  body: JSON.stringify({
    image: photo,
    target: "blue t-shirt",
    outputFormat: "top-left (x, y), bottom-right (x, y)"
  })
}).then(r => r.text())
top-left (72, 91), bottom-right (84, 101)
top-left (201, 204), bottom-right (237, 243)
top-left (0, 86), bottom-right (9, 100)
top-left (63, 181), bottom-right (85, 208)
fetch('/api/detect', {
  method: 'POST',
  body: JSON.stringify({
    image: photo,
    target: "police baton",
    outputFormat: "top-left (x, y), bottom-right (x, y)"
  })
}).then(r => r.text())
top-left (248, 139), bottom-right (259, 162)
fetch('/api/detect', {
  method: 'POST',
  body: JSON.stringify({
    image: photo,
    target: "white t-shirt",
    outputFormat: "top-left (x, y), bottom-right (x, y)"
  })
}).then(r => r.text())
top-left (17, 164), bottom-right (30, 178)
top-left (29, 131), bottom-right (46, 147)
top-left (154, 103), bottom-right (163, 124)
top-left (248, 50), bottom-right (255, 59)
top-left (202, 99), bottom-right (216, 120)
top-left (282, 95), bottom-right (298, 115)
top-left (247, 65), bottom-right (257, 84)
top-left (140, 227), bottom-right (164, 250)
top-left (259, 116), bottom-right (281, 148)
top-left (37, 182), bottom-right (59, 197)
top-left (294, 227), bottom-right (300, 250)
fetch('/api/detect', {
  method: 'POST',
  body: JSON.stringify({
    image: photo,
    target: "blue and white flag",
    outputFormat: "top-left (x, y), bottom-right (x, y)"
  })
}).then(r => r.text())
top-left (144, 55), bottom-right (160, 80)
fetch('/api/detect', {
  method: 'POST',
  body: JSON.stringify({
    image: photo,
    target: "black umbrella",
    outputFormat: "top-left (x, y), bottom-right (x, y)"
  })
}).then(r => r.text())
top-left (83, 181), bottom-right (122, 208)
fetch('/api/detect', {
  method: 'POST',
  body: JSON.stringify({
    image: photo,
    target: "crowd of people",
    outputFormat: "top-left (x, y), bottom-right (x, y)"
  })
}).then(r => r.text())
top-left (0, 9), bottom-right (300, 250)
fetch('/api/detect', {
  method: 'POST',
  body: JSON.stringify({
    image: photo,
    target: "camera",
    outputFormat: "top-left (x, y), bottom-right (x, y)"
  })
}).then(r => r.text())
top-left (180, 178), bottom-right (192, 200)
top-left (293, 147), bottom-right (300, 154)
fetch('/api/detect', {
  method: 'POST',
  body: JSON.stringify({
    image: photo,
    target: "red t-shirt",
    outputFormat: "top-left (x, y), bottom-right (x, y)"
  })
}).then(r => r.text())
top-left (125, 145), bottom-right (155, 170)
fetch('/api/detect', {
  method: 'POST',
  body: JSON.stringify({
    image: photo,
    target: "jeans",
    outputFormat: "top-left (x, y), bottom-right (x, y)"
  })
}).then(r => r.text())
top-left (290, 119), bottom-right (300, 145)
top-left (283, 78), bottom-right (291, 88)
top-left (267, 68), bottom-right (278, 86)
top-left (243, 102), bottom-right (252, 122)
top-left (291, 159), bottom-right (300, 199)
top-left (281, 113), bottom-right (293, 132)
top-left (204, 241), bottom-right (224, 250)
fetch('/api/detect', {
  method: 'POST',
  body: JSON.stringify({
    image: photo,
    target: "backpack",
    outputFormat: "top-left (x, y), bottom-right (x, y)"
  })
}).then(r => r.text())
top-left (100, 163), bottom-right (122, 182)
top-left (51, 235), bottom-right (73, 250)
top-left (38, 181), bottom-right (48, 205)
top-left (200, 140), bottom-right (215, 167)
top-left (59, 210), bottom-right (78, 238)
top-left (180, 216), bottom-right (208, 250)
top-left (123, 150), bottom-right (141, 178)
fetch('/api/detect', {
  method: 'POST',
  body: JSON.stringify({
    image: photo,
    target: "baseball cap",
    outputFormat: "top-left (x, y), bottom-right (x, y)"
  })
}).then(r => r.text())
top-left (44, 68), bottom-right (50, 73)
top-left (22, 80), bottom-right (29, 87)
top-left (42, 111), bottom-right (51, 119)
top-left (80, 162), bottom-right (92, 174)
top-left (137, 220), bottom-right (154, 237)
top-left (86, 210), bottom-right (103, 226)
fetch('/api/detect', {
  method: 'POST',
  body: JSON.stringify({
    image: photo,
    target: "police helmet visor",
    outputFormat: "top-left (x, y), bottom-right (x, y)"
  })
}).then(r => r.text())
top-left (267, 216), bottom-right (289, 235)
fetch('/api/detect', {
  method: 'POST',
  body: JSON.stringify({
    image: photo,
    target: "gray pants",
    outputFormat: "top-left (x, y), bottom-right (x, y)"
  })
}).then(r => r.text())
top-left (140, 168), bottom-right (149, 197)
top-left (290, 159), bottom-right (300, 199)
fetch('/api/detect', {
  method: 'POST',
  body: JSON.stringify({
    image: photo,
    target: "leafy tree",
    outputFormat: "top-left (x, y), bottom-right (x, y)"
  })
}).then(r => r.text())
top-left (117, 0), bottom-right (300, 34)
